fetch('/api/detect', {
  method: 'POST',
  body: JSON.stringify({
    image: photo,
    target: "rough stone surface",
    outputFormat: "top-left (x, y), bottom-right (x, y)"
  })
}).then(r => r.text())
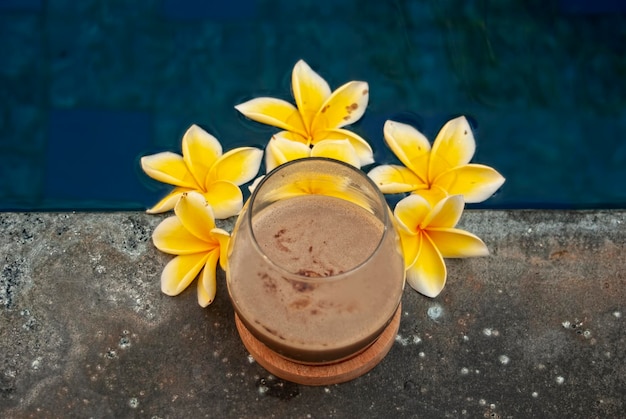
top-left (0, 210), bottom-right (624, 418)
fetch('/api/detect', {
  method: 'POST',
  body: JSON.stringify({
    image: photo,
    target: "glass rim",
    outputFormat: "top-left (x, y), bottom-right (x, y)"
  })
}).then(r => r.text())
top-left (246, 157), bottom-right (393, 283)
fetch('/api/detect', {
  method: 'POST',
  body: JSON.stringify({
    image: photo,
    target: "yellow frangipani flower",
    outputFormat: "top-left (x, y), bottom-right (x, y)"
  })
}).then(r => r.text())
top-left (141, 124), bottom-right (263, 219)
top-left (265, 134), bottom-right (360, 172)
top-left (394, 194), bottom-right (489, 298)
top-left (235, 59), bottom-right (374, 168)
top-left (262, 172), bottom-right (372, 211)
top-left (368, 117), bottom-right (505, 206)
top-left (152, 191), bottom-right (230, 307)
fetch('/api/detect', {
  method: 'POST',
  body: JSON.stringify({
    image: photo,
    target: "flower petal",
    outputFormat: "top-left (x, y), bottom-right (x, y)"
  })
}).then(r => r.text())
top-left (398, 227), bottom-right (421, 270)
top-left (197, 249), bottom-right (220, 307)
top-left (428, 116), bottom-right (475, 181)
top-left (211, 228), bottom-right (231, 271)
top-left (412, 187), bottom-right (449, 208)
top-left (426, 227), bottom-right (489, 258)
top-left (203, 180), bottom-right (243, 219)
top-left (317, 128), bottom-right (375, 166)
top-left (312, 81), bottom-right (369, 131)
top-left (434, 164), bottom-right (505, 203)
top-left (261, 174), bottom-right (368, 209)
top-left (152, 216), bottom-right (214, 255)
top-left (161, 253), bottom-right (209, 296)
top-left (292, 60), bottom-right (331, 131)
top-left (422, 194), bottom-right (464, 229)
top-left (368, 165), bottom-right (424, 194)
top-left (265, 135), bottom-right (311, 172)
top-left (311, 139), bottom-right (360, 167)
top-left (174, 191), bottom-right (217, 243)
top-left (209, 147), bottom-right (263, 186)
top-left (146, 187), bottom-right (190, 214)
top-left (248, 175), bottom-right (265, 194)
top-left (383, 120), bottom-right (431, 182)
top-left (141, 152), bottom-right (199, 188)
top-left (235, 97), bottom-right (308, 136)
top-left (406, 233), bottom-right (446, 298)
top-left (393, 194), bottom-right (431, 233)
top-left (261, 183), bottom-right (309, 201)
top-left (269, 130), bottom-right (308, 144)
top-left (182, 125), bottom-right (222, 187)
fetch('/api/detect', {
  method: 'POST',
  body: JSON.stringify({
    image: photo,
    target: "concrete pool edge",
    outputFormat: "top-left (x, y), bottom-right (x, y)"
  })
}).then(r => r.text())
top-left (1, 210), bottom-right (624, 417)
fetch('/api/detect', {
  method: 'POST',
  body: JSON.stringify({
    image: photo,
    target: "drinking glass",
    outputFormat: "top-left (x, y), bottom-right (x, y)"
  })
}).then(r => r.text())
top-left (227, 158), bottom-right (405, 365)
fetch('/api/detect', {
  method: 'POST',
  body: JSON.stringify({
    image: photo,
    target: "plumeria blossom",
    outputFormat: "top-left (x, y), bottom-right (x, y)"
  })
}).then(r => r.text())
top-left (261, 172), bottom-right (372, 211)
top-left (235, 59), bottom-right (374, 169)
top-left (152, 191), bottom-right (230, 307)
top-left (264, 135), bottom-right (360, 172)
top-left (394, 194), bottom-right (489, 298)
top-left (141, 124), bottom-right (263, 219)
top-left (368, 117), bottom-right (505, 206)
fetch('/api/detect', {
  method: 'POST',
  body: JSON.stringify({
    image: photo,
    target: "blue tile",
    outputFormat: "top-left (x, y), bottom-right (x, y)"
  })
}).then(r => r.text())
top-left (47, 16), bottom-right (168, 109)
top-left (0, 105), bottom-right (46, 153)
top-left (0, 153), bottom-right (44, 209)
top-left (559, 0), bottom-right (626, 14)
top-left (44, 109), bottom-right (159, 209)
top-left (0, 14), bottom-right (43, 81)
top-left (161, 0), bottom-right (257, 20)
top-left (0, 0), bottom-right (42, 12)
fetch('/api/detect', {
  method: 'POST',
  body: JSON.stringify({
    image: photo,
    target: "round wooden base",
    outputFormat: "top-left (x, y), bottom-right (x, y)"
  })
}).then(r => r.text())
top-left (234, 304), bottom-right (401, 386)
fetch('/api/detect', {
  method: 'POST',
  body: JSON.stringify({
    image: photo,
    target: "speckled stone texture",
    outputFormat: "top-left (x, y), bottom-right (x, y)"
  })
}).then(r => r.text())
top-left (1, 210), bottom-right (624, 417)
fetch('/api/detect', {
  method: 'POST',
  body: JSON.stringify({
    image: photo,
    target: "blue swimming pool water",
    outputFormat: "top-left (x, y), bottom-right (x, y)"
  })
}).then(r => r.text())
top-left (1, 1), bottom-right (625, 210)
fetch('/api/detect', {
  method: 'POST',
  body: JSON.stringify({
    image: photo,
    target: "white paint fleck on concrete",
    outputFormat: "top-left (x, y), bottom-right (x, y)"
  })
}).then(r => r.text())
top-left (395, 333), bottom-right (422, 346)
top-left (482, 328), bottom-right (499, 337)
top-left (427, 304), bottom-right (443, 321)
top-left (31, 357), bottom-right (42, 370)
top-left (395, 334), bottom-right (409, 346)
top-left (128, 397), bottom-right (139, 408)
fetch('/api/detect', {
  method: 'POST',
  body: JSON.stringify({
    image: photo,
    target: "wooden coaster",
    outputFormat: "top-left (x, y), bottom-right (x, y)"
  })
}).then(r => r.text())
top-left (235, 304), bottom-right (401, 386)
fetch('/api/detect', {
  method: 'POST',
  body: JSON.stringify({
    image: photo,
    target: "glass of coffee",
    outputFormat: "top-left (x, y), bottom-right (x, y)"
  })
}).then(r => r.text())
top-left (227, 158), bottom-right (405, 365)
